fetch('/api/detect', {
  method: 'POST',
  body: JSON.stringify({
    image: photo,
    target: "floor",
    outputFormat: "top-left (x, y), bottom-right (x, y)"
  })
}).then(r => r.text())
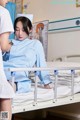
top-left (12, 116), bottom-right (70, 120)
top-left (12, 112), bottom-right (72, 120)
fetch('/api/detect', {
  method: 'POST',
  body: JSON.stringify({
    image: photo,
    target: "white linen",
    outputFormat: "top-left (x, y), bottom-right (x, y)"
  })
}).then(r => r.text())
top-left (12, 83), bottom-right (80, 106)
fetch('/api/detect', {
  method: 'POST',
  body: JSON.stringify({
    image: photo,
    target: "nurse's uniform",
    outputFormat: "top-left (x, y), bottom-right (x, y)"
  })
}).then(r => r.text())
top-left (0, 6), bottom-right (15, 98)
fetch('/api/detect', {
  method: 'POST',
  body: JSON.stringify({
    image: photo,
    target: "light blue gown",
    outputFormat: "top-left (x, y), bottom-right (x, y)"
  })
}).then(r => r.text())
top-left (3, 39), bottom-right (51, 93)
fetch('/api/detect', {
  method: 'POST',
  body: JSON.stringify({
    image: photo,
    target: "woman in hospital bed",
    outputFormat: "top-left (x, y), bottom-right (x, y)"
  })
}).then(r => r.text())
top-left (3, 16), bottom-right (52, 93)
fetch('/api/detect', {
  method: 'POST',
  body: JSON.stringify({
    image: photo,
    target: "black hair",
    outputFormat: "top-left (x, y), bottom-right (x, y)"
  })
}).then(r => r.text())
top-left (14, 16), bottom-right (32, 36)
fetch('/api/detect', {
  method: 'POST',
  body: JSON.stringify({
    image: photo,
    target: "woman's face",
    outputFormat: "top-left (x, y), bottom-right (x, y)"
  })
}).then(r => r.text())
top-left (0, 0), bottom-right (9, 7)
top-left (15, 21), bottom-right (28, 41)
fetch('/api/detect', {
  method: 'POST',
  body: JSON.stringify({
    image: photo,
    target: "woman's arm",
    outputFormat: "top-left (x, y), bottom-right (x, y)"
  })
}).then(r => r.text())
top-left (36, 41), bottom-right (52, 88)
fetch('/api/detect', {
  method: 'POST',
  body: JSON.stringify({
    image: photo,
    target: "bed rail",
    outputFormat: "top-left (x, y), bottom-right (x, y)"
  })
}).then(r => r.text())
top-left (6, 66), bottom-right (80, 104)
top-left (5, 65), bottom-right (80, 114)
top-left (53, 54), bottom-right (80, 62)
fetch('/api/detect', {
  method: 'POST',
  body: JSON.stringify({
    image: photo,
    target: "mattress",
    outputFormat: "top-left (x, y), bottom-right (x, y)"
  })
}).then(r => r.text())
top-left (12, 85), bottom-right (80, 114)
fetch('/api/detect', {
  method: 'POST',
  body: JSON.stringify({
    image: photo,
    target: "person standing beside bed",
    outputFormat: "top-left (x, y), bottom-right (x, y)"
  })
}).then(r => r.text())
top-left (3, 16), bottom-right (52, 93)
top-left (0, 0), bottom-right (15, 120)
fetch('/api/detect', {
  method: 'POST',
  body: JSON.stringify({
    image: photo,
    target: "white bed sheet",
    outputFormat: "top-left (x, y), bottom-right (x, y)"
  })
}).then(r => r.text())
top-left (12, 83), bottom-right (80, 114)
top-left (13, 86), bottom-right (70, 105)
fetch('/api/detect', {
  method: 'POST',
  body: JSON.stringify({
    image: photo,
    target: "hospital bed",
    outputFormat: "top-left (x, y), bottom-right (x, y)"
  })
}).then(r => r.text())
top-left (53, 54), bottom-right (80, 62)
top-left (7, 61), bottom-right (80, 118)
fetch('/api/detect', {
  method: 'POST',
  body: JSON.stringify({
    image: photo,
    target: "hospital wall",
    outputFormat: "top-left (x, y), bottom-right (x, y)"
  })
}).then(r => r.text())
top-left (25, 0), bottom-right (80, 61)
top-left (24, 1), bottom-right (80, 119)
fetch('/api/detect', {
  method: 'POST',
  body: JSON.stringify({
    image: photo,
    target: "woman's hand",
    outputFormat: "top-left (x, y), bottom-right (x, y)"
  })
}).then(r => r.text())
top-left (7, 41), bottom-right (13, 51)
top-left (44, 83), bottom-right (53, 89)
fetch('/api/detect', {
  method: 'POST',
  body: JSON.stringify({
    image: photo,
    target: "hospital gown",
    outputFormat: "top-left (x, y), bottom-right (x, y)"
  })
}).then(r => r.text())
top-left (3, 38), bottom-right (51, 93)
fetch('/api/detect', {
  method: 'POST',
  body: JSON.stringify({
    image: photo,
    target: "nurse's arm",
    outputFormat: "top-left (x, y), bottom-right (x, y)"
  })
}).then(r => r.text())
top-left (0, 32), bottom-right (11, 52)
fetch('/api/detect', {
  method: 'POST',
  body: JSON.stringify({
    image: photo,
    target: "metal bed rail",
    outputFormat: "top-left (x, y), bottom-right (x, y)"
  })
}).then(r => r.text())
top-left (6, 66), bottom-right (80, 105)
top-left (53, 54), bottom-right (80, 62)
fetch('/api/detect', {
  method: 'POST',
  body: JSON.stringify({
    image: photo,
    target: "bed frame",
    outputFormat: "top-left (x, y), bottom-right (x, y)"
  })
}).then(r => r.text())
top-left (7, 63), bottom-right (80, 116)
top-left (53, 54), bottom-right (80, 62)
